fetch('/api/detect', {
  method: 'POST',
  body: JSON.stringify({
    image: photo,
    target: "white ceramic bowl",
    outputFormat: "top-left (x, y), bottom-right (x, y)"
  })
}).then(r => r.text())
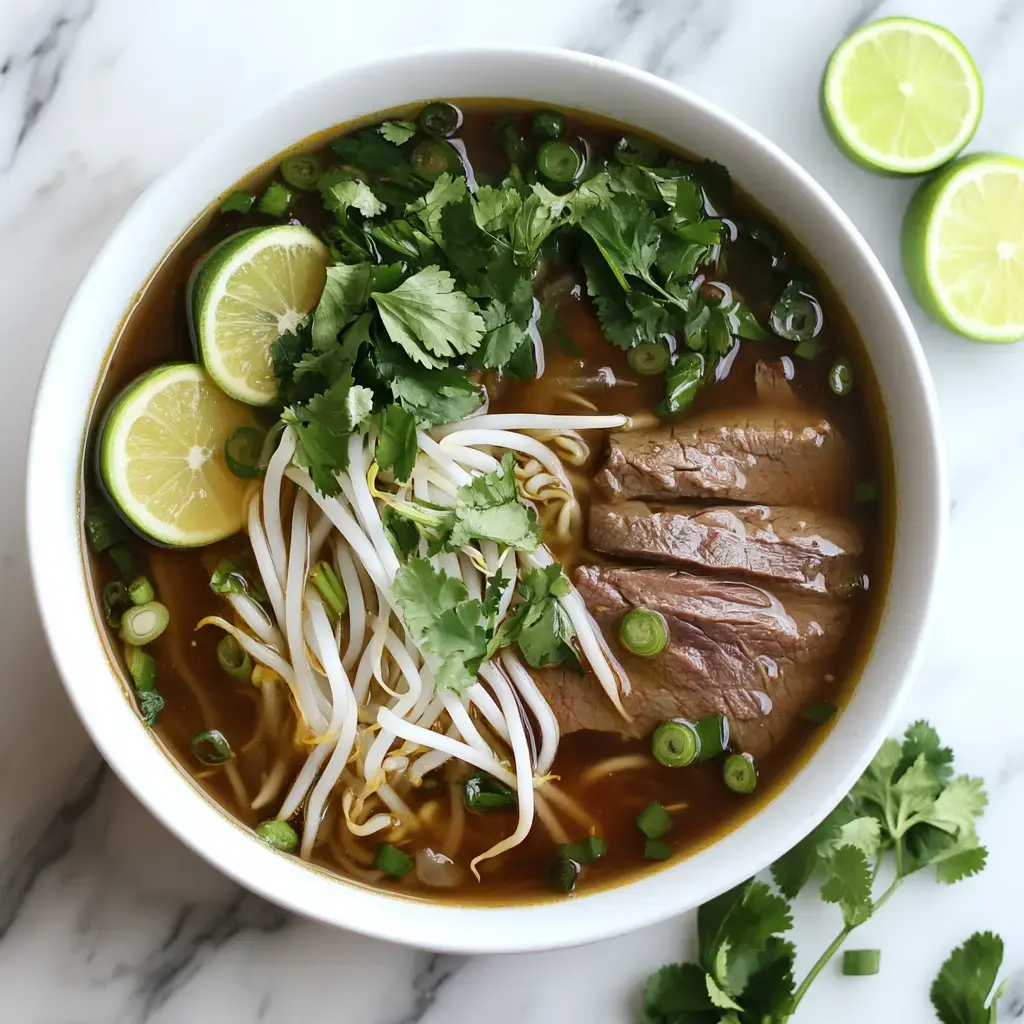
top-left (26, 46), bottom-right (945, 954)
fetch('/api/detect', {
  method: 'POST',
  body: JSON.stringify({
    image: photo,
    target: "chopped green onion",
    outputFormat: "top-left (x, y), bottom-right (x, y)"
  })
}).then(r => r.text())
top-left (220, 190), bottom-right (255, 214)
top-left (636, 801), bottom-right (673, 839)
top-left (619, 608), bottom-right (669, 657)
top-left (694, 714), bottom-right (729, 761)
top-left (190, 729), bottom-right (233, 765)
top-left (280, 153), bottom-right (323, 191)
top-left (537, 140), bottom-right (582, 183)
top-left (494, 115), bottom-right (527, 165)
top-left (107, 543), bottom-right (134, 582)
top-left (410, 139), bottom-right (459, 181)
top-left (614, 133), bottom-right (659, 166)
top-left (125, 644), bottom-right (157, 692)
top-left (793, 338), bottom-right (825, 360)
top-left (210, 558), bottom-right (256, 597)
top-left (217, 634), bottom-right (252, 681)
top-left (803, 700), bottom-right (837, 725)
top-left (256, 820), bottom-right (299, 851)
top-left (770, 282), bottom-right (823, 343)
top-left (843, 949), bottom-right (881, 976)
top-left (854, 480), bottom-right (879, 503)
top-left (374, 842), bottom-right (414, 879)
top-left (102, 581), bottom-right (130, 628)
top-left (85, 504), bottom-right (124, 552)
top-left (309, 561), bottom-right (347, 622)
top-left (128, 576), bottom-right (154, 606)
top-left (628, 341), bottom-right (672, 375)
top-left (258, 181), bottom-right (293, 217)
top-left (651, 720), bottom-right (699, 767)
top-left (137, 690), bottom-right (164, 728)
top-left (549, 856), bottom-right (580, 894)
top-left (829, 357), bottom-right (854, 396)
top-left (418, 101), bottom-right (461, 138)
top-left (724, 753), bottom-right (757, 794)
top-left (557, 836), bottom-right (607, 865)
top-left (532, 109), bottom-right (565, 139)
top-left (464, 771), bottom-right (517, 811)
top-left (119, 601), bottom-right (169, 646)
top-left (644, 839), bottom-right (673, 861)
top-left (224, 426), bottom-right (266, 479)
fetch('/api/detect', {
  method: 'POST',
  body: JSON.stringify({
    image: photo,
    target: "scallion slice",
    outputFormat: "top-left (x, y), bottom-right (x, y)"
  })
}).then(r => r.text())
top-left (628, 341), bottom-right (672, 376)
top-left (724, 753), bottom-right (757, 795)
top-left (119, 601), bottom-right (169, 646)
top-left (224, 426), bottom-right (266, 479)
top-left (556, 836), bottom-right (607, 865)
top-left (107, 543), bottom-right (134, 582)
top-left (418, 101), bottom-right (461, 138)
top-left (549, 856), bottom-right (580, 894)
top-left (829, 357), bottom-right (854, 396)
top-left (217, 634), bottom-right (252, 681)
top-left (137, 690), bottom-right (164, 728)
top-left (614, 133), bottom-right (659, 166)
top-left (258, 181), bottom-right (293, 217)
top-left (128, 576), bottom-right (154, 606)
top-left (220, 190), bottom-right (255, 214)
top-left (636, 801), bottom-right (673, 839)
top-left (257, 820), bottom-right (299, 851)
top-left (651, 720), bottom-right (698, 767)
top-left (85, 504), bottom-right (124, 552)
top-left (125, 644), bottom-right (157, 692)
top-left (619, 608), bottom-right (669, 657)
top-left (694, 714), bottom-right (729, 762)
top-left (644, 839), bottom-right (673, 861)
top-left (411, 139), bottom-right (459, 181)
top-left (374, 842), bottom-right (414, 879)
top-left (537, 140), bottom-right (582, 183)
top-left (191, 729), bottom-right (233, 765)
top-left (280, 153), bottom-right (323, 192)
top-left (843, 949), bottom-right (880, 976)
top-left (532, 109), bottom-right (565, 140)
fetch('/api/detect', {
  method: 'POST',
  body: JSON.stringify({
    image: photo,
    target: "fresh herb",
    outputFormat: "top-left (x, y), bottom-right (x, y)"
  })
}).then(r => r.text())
top-left (102, 581), bottom-right (131, 628)
top-left (85, 502), bottom-right (125, 553)
top-left (220, 190), bottom-right (255, 214)
top-left (558, 836), bottom-right (607, 865)
top-left (137, 689), bottom-right (165, 728)
top-left (379, 120), bottom-right (418, 145)
top-left (322, 178), bottom-right (386, 219)
top-left (636, 801), bottom-right (673, 840)
top-left (842, 949), bottom-right (880, 976)
top-left (639, 721), bottom-right (989, 1023)
top-left (381, 505), bottom-right (421, 559)
top-left (375, 404), bottom-right (418, 483)
top-left (127, 576), bottom-right (155, 606)
top-left (389, 365), bottom-right (484, 425)
top-left (258, 181), bottom-right (293, 217)
top-left (107, 543), bottom-right (134, 582)
top-left (464, 771), bottom-right (517, 811)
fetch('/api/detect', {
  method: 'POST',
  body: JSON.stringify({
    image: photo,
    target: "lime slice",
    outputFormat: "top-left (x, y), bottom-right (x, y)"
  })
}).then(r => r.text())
top-left (193, 225), bottom-right (328, 405)
top-left (822, 17), bottom-right (982, 174)
top-left (99, 364), bottom-right (256, 546)
top-left (903, 154), bottom-right (1024, 343)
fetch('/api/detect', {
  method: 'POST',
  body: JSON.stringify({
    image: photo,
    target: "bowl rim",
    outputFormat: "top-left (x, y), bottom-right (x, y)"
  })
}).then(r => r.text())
top-left (26, 43), bottom-right (946, 953)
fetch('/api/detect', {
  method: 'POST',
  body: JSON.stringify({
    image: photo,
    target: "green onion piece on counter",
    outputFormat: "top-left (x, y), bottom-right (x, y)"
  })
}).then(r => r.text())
top-left (651, 720), bottom-right (699, 768)
top-left (191, 729), bottom-right (233, 765)
top-left (464, 771), bottom-right (517, 811)
top-left (107, 543), bottom-right (134, 582)
top-left (537, 140), bottom-right (582, 183)
top-left (636, 801), bottom-right (673, 840)
top-left (374, 843), bottom-right (414, 879)
top-left (411, 139), bottom-right (460, 181)
top-left (102, 581), bottom-right (131, 628)
top-left (257, 820), bottom-right (299, 851)
top-left (620, 608), bottom-right (669, 657)
top-left (418, 101), bottom-right (460, 138)
top-left (217, 634), bottom-right (253, 681)
top-left (119, 601), bottom-right (169, 646)
top-left (224, 426), bottom-right (266, 479)
top-left (309, 561), bottom-right (347, 622)
top-left (829, 357), bottom-right (854, 396)
top-left (724, 753), bottom-right (758, 794)
top-left (279, 153), bottom-right (323, 192)
top-left (557, 836), bottom-right (607, 865)
top-left (614, 133), bottom-right (659, 166)
top-left (219, 190), bottom-right (255, 215)
top-left (628, 341), bottom-right (672, 376)
top-left (644, 839), bottom-right (673, 861)
top-left (843, 949), bottom-right (881, 976)
top-left (802, 700), bottom-right (837, 725)
top-left (128, 576), bottom-right (154, 606)
top-left (854, 480), bottom-right (879, 503)
top-left (85, 504), bottom-right (124, 552)
top-left (137, 690), bottom-right (164, 728)
top-left (549, 856), bottom-right (580, 894)
top-left (532, 109), bottom-right (565, 139)
top-left (125, 644), bottom-right (157, 692)
top-left (694, 714), bottom-right (729, 761)
top-left (258, 181), bottom-right (293, 217)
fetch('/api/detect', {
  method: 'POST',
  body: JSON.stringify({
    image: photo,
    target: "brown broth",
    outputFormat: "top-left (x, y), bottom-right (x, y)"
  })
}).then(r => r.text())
top-left (85, 101), bottom-right (892, 904)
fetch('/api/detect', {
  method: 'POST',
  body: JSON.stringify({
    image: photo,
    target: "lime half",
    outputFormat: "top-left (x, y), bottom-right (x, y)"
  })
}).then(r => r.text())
top-left (99, 364), bottom-right (256, 546)
top-left (822, 17), bottom-right (982, 175)
top-left (903, 154), bottom-right (1024, 343)
top-left (193, 225), bottom-right (328, 405)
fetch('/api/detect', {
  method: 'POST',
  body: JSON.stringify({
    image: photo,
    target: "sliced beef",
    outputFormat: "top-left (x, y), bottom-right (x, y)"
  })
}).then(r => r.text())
top-left (596, 407), bottom-right (850, 506)
top-left (535, 565), bottom-right (848, 758)
top-left (589, 501), bottom-right (862, 595)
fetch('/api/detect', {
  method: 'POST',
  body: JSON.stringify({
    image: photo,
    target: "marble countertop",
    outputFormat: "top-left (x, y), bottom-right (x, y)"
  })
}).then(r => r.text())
top-left (3, 0), bottom-right (1024, 1020)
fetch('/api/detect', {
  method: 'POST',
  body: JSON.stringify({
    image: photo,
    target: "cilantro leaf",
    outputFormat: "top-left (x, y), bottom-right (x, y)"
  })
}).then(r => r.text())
top-left (389, 366), bottom-right (484, 425)
top-left (640, 963), bottom-right (716, 1024)
top-left (392, 558), bottom-right (466, 638)
top-left (473, 296), bottom-right (533, 369)
top-left (331, 130), bottom-right (405, 169)
top-left (372, 265), bottom-right (485, 368)
top-left (493, 563), bottom-right (581, 671)
top-left (769, 800), bottom-right (856, 899)
top-left (934, 844), bottom-right (988, 885)
top-left (447, 452), bottom-right (542, 552)
top-left (376, 404), bottom-right (417, 483)
top-left (931, 932), bottom-right (1005, 1024)
top-left (312, 264), bottom-right (372, 349)
top-left (820, 844), bottom-right (873, 926)
top-left (740, 937), bottom-right (796, 1021)
top-left (900, 720), bottom-right (954, 783)
top-left (407, 173), bottom-right (469, 244)
top-left (580, 192), bottom-right (661, 291)
top-left (921, 775), bottom-right (988, 836)
top-left (323, 179), bottom-right (386, 219)
top-left (379, 120), bottom-right (417, 145)
top-left (382, 504), bottom-right (420, 560)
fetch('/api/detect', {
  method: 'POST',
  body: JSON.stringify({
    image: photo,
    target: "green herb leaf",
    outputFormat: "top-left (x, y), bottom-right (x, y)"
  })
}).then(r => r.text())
top-left (407, 172), bottom-right (469, 243)
top-left (376, 404), bottom-right (418, 484)
top-left (311, 264), bottom-right (373, 349)
top-left (331, 130), bottom-right (405, 169)
top-left (641, 963), bottom-right (715, 1022)
top-left (580, 192), bottom-right (661, 290)
top-left (820, 844), bottom-right (873, 926)
top-left (492, 563), bottom-right (581, 671)
top-left (323, 179), bottom-right (386, 219)
top-left (389, 365), bottom-right (484, 425)
top-left (931, 932), bottom-right (1006, 1024)
top-left (379, 120), bottom-right (417, 145)
top-left (447, 452), bottom-right (542, 552)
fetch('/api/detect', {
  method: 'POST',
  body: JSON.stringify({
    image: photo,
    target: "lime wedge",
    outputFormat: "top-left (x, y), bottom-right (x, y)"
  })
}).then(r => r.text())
top-left (193, 225), bottom-right (329, 405)
top-left (822, 17), bottom-right (982, 175)
top-left (903, 154), bottom-right (1024, 343)
top-left (99, 364), bottom-right (256, 546)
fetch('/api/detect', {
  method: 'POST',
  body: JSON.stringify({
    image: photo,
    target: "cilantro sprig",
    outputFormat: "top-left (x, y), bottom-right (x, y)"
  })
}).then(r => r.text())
top-left (640, 722), bottom-right (991, 1023)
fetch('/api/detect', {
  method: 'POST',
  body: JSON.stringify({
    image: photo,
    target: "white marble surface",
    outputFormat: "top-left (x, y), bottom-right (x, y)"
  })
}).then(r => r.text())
top-left (2, 0), bottom-right (1024, 1020)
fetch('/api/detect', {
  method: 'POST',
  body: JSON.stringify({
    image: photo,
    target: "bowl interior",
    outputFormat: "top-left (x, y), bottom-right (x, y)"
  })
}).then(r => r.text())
top-left (26, 46), bottom-right (944, 953)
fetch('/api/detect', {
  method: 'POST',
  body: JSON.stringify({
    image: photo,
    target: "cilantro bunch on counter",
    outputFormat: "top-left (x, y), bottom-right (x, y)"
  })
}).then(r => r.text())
top-left (640, 722), bottom-right (997, 1023)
